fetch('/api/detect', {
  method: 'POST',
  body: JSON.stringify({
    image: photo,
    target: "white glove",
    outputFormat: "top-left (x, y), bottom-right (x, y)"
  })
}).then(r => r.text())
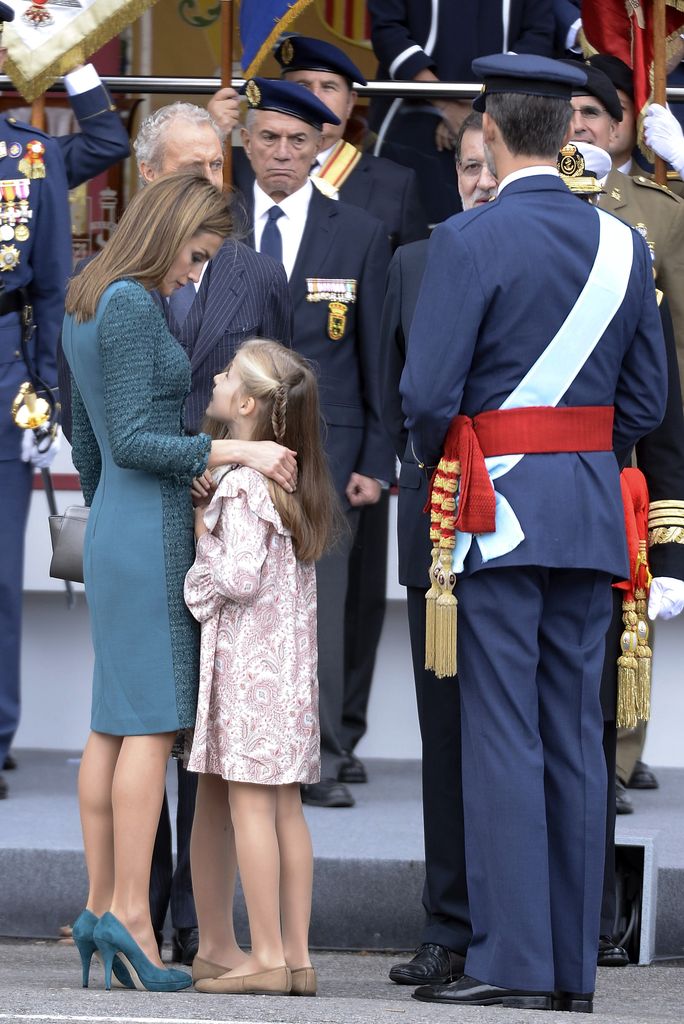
top-left (20, 425), bottom-right (61, 469)
top-left (647, 576), bottom-right (684, 620)
top-left (643, 103), bottom-right (684, 177)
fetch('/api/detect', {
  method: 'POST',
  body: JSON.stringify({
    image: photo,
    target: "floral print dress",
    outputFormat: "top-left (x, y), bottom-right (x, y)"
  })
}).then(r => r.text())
top-left (185, 466), bottom-right (320, 785)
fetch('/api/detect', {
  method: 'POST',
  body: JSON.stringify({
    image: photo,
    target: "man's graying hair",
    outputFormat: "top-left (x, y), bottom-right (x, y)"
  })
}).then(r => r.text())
top-left (133, 102), bottom-right (226, 178)
top-left (485, 93), bottom-right (572, 158)
top-left (454, 111), bottom-right (483, 163)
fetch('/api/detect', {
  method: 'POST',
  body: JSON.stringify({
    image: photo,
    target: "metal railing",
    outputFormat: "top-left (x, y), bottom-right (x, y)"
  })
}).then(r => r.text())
top-left (1, 76), bottom-right (684, 101)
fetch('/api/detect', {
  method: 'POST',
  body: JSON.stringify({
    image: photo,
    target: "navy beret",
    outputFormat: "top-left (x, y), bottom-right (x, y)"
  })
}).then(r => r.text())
top-left (586, 54), bottom-right (634, 102)
top-left (0, 3), bottom-right (15, 24)
top-left (472, 53), bottom-right (587, 112)
top-left (559, 58), bottom-right (623, 121)
top-left (240, 77), bottom-right (341, 130)
top-left (275, 35), bottom-right (366, 87)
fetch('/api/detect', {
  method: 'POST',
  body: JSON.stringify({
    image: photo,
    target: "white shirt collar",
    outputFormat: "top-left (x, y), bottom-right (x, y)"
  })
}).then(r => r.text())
top-left (311, 143), bottom-right (336, 173)
top-left (253, 178), bottom-right (313, 221)
top-left (497, 165), bottom-right (559, 196)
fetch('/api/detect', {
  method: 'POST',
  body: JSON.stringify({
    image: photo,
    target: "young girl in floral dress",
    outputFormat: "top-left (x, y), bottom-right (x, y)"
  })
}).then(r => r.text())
top-left (184, 338), bottom-right (338, 996)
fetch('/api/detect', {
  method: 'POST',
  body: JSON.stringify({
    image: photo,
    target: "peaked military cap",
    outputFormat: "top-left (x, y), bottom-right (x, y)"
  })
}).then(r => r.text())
top-left (472, 53), bottom-right (587, 112)
top-left (586, 54), bottom-right (634, 102)
top-left (275, 35), bottom-right (367, 87)
top-left (559, 58), bottom-right (623, 121)
top-left (240, 77), bottom-right (341, 129)
top-left (0, 2), bottom-right (15, 22)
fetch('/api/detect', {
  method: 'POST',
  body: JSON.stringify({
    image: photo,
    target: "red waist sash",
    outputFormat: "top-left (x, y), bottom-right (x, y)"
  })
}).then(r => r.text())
top-left (434, 405), bottom-right (614, 536)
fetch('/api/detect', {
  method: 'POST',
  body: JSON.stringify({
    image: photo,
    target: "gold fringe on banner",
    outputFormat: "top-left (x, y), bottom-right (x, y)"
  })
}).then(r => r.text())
top-left (5, 0), bottom-right (163, 103)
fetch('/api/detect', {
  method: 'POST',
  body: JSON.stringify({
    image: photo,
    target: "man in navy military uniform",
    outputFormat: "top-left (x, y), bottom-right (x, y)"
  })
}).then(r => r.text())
top-left (239, 78), bottom-right (394, 808)
top-left (367, 0), bottom-right (555, 222)
top-left (0, 1), bottom-right (129, 800)
top-left (402, 54), bottom-right (666, 1010)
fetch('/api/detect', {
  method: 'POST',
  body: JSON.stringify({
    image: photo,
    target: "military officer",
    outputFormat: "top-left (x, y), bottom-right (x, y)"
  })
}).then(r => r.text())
top-left (565, 61), bottom-right (684, 400)
top-left (403, 54), bottom-right (666, 1010)
top-left (0, 0), bottom-right (130, 798)
top-left (0, 16), bottom-right (72, 798)
top-left (238, 78), bottom-right (394, 808)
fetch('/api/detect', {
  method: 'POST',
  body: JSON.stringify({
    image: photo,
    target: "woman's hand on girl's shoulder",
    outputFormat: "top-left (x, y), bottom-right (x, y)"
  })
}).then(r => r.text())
top-left (243, 441), bottom-right (298, 494)
top-left (191, 470), bottom-right (216, 508)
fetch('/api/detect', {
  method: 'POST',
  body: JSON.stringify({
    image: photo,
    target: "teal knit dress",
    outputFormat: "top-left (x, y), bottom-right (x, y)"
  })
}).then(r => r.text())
top-left (62, 280), bottom-right (211, 734)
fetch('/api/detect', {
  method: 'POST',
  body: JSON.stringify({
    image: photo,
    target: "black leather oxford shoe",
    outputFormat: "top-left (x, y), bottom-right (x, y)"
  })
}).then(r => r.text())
top-left (597, 935), bottom-right (629, 967)
top-left (413, 974), bottom-right (553, 1009)
top-left (615, 778), bottom-right (634, 815)
top-left (172, 926), bottom-right (199, 966)
top-left (627, 760), bottom-right (658, 790)
top-left (338, 750), bottom-right (368, 784)
top-left (553, 991), bottom-right (594, 1012)
top-left (301, 779), bottom-right (355, 807)
top-left (3, 754), bottom-right (16, 770)
top-left (388, 943), bottom-right (465, 985)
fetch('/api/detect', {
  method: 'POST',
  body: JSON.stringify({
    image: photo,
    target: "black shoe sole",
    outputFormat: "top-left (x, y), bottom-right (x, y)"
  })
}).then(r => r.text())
top-left (389, 970), bottom-right (454, 986)
top-left (412, 992), bottom-right (552, 1009)
top-left (553, 996), bottom-right (594, 1012)
top-left (597, 954), bottom-right (629, 967)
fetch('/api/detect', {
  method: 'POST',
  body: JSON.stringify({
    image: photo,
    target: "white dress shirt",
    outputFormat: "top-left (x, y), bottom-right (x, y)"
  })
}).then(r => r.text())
top-left (253, 179), bottom-right (313, 280)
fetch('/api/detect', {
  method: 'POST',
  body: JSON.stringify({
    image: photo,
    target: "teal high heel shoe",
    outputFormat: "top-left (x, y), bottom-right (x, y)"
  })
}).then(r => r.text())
top-left (72, 909), bottom-right (135, 989)
top-left (93, 912), bottom-right (192, 992)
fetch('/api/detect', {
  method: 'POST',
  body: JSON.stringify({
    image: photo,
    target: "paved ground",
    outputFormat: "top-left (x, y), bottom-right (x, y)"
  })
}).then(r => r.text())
top-left (0, 941), bottom-right (683, 1024)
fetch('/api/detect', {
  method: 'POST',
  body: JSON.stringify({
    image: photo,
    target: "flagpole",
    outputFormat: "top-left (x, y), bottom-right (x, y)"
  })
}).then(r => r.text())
top-left (653, 0), bottom-right (667, 185)
top-left (30, 93), bottom-right (45, 131)
top-left (221, 0), bottom-right (234, 188)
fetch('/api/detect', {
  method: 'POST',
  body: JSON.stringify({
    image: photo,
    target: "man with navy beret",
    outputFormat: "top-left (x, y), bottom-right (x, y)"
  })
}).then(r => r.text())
top-left (403, 53), bottom-right (666, 1010)
top-left (238, 78), bottom-right (394, 809)
top-left (0, 1), bottom-right (129, 800)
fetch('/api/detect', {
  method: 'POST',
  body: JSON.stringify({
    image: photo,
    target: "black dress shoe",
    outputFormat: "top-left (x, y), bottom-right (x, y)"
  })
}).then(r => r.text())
top-left (301, 779), bottom-right (355, 807)
top-left (597, 935), bottom-right (629, 967)
top-left (3, 754), bottom-right (16, 771)
top-left (172, 926), bottom-right (199, 965)
top-left (627, 760), bottom-right (659, 790)
top-left (0, 774), bottom-right (7, 800)
top-left (338, 750), bottom-right (368, 784)
top-left (553, 991), bottom-right (594, 1012)
top-left (615, 778), bottom-right (634, 815)
top-left (389, 943), bottom-right (465, 985)
top-left (413, 974), bottom-right (553, 1009)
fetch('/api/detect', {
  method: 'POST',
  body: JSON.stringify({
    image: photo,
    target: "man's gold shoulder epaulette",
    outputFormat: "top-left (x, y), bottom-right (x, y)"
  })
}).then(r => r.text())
top-left (632, 174), bottom-right (682, 202)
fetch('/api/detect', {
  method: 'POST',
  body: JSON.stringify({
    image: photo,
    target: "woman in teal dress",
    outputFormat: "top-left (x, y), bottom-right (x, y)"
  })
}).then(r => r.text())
top-left (62, 173), bottom-right (297, 992)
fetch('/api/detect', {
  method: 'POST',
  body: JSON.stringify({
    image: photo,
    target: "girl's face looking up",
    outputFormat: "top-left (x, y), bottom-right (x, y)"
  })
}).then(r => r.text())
top-left (208, 361), bottom-right (256, 438)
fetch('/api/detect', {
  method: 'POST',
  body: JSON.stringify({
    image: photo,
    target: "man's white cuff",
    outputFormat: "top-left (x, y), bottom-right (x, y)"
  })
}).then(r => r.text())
top-left (64, 63), bottom-right (101, 96)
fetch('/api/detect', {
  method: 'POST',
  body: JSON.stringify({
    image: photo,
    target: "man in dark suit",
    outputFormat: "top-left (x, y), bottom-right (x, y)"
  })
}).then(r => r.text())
top-left (380, 111), bottom-right (494, 989)
top-left (367, 0), bottom-right (555, 222)
top-left (133, 102), bottom-right (293, 962)
top-left (403, 55), bottom-right (666, 1010)
top-left (238, 77), bottom-right (394, 807)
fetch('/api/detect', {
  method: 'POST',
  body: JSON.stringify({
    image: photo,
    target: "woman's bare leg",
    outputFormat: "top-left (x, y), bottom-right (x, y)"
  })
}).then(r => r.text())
top-left (78, 731), bottom-right (122, 916)
top-left (191, 772), bottom-right (247, 968)
top-left (108, 732), bottom-right (175, 967)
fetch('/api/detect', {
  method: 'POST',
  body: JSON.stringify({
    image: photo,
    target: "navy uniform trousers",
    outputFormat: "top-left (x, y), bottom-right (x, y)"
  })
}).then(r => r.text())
top-left (457, 566), bottom-right (611, 993)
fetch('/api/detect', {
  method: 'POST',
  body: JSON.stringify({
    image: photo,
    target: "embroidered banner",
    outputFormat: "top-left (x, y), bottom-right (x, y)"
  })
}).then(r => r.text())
top-left (4, 0), bottom-right (161, 101)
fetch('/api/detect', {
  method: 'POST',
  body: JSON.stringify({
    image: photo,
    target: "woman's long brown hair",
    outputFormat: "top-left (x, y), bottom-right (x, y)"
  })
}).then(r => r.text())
top-left (209, 339), bottom-right (341, 563)
top-left (66, 172), bottom-right (233, 322)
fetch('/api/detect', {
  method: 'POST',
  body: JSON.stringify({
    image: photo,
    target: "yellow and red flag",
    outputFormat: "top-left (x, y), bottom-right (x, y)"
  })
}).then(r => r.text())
top-left (315, 0), bottom-right (371, 47)
top-left (582, 0), bottom-right (684, 152)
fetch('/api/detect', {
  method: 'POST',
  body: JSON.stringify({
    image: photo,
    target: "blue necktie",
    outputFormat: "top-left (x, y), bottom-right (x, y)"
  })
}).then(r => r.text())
top-left (260, 205), bottom-right (285, 263)
top-left (168, 280), bottom-right (196, 327)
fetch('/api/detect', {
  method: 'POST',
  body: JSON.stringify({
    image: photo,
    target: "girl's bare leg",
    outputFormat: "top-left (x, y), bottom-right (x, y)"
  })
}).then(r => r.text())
top-left (276, 783), bottom-right (314, 969)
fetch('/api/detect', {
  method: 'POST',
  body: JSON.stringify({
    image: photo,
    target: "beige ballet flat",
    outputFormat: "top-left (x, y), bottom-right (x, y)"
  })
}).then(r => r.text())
top-left (195, 965), bottom-right (292, 995)
top-left (192, 955), bottom-right (231, 983)
top-left (291, 966), bottom-right (317, 996)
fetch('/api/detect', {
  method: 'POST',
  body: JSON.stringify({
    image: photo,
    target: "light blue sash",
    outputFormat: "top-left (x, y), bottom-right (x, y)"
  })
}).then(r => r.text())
top-left (453, 209), bottom-right (634, 573)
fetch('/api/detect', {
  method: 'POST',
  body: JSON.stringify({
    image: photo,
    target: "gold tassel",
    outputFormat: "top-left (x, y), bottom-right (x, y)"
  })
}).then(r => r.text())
top-left (433, 463), bottom-right (459, 679)
top-left (635, 587), bottom-right (652, 722)
top-left (616, 600), bottom-right (639, 728)
top-left (425, 543), bottom-right (441, 671)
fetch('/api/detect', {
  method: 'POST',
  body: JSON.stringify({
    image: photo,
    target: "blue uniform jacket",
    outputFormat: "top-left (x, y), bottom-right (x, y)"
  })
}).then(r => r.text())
top-left (55, 81), bottom-right (130, 189)
top-left (0, 119), bottom-right (72, 460)
top-left (368, 0), bottom-right (555, 83)
top-left (401, 174), bottom-right (667, 579)
top-left (552, 0), bottom-right (581, 54)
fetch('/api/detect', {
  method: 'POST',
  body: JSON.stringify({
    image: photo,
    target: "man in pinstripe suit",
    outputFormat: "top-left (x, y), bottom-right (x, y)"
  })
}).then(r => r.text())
top-left (134, 103), bottom-right (294, 962)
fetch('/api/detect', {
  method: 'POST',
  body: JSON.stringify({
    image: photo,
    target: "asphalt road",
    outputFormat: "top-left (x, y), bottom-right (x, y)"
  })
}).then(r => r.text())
top-left (0, 941), bottom-right (683, 1024)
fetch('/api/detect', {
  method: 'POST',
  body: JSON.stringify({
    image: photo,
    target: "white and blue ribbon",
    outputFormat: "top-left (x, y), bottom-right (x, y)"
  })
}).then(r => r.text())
top-left (453, 209), bottom-right (634, 572)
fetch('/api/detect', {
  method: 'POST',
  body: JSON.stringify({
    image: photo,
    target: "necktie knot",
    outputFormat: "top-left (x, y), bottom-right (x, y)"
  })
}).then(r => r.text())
top-left (267, 205), bottom-right (285, 222)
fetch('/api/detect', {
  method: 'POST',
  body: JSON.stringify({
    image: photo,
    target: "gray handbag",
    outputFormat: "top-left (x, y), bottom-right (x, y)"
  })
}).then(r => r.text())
top-left (49, 506), bottom-right (89, 584)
